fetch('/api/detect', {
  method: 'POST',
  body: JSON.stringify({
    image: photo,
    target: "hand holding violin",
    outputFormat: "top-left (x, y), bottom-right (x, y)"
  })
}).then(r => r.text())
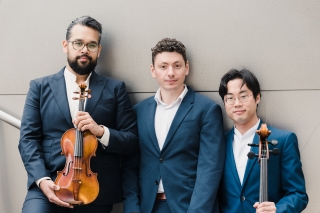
top-left (40, 179), bottom-right (73, 208)
top-left (253, 202), bottom-right (276, 213)
top-left (73, 111), bottom-right (104, 138)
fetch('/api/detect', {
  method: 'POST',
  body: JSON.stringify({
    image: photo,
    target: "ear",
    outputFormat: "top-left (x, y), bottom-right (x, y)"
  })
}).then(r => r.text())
top-left (97, 45), bottom-right (102, 57)
top-left (62, 40), bottom-right (68, 54)
top-left (185, 61), bottom-right (190, 76)
top-left (151, 64), bottom-right (156, 79)
top-left (255, 93), bottom-right (261, 104)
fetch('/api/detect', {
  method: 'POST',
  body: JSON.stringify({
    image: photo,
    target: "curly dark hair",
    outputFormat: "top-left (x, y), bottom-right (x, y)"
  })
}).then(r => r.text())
top-left (151, 38), bottom-right (187, 65)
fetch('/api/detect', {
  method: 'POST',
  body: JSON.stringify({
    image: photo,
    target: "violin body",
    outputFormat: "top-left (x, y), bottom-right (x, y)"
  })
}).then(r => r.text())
top-left (55, 128), bottom-right (99, 205)
top-left (54, 83), bottom-right (99, 205)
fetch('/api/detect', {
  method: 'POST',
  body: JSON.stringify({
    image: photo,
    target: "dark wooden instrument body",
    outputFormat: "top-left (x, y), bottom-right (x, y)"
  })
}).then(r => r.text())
top-left (54, 83), bottom-right (99, 205)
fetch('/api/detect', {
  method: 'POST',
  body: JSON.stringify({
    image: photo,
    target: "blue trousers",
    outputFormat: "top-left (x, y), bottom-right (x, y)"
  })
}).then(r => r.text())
top-left (22, 186), bottom-right (113, 213)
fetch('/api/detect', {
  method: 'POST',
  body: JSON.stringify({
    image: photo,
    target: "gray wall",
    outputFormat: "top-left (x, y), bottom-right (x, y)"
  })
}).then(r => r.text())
top-left (1, 0), bottom-right (319, 212)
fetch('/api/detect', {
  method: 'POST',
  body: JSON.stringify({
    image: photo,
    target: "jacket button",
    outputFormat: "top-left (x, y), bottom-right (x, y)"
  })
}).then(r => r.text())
top-left (155, 181), bottom-right (159, 185)
top-left (159, 158), bottom-right (164, 163)
top-left (241, 196), bottom-right (246, 201)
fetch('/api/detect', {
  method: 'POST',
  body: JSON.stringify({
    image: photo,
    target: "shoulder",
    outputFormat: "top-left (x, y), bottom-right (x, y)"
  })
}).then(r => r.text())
top-left (267, 125), bottom-right (297, 141)
top-left (134, 96), bottom-right (154, 111)
top-left (188, 86), bottom-right (220, 108)
top-left (30, 71), bottom-right (63, 88)
top-left (92, 71), bottom-right (124, 87)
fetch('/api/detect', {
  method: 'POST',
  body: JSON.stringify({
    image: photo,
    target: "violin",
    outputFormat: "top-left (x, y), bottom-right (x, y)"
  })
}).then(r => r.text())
top-left (54, 83), bottom-right (99, 205)
top-left (247, 124), bottom-right (279, 203)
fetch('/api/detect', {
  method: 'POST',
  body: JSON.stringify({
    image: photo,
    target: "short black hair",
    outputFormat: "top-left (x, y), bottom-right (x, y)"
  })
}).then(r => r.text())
top-left (219, 69), bottom-right (261, 101)
top-left (151, 38), bottom-right (187, 65)
top-left (66, 16), bottom-right (102, 44)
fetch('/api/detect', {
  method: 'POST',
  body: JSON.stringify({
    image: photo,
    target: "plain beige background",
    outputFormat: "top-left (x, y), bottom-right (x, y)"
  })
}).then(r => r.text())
top-left (0, 0), bottom-right (319, 212)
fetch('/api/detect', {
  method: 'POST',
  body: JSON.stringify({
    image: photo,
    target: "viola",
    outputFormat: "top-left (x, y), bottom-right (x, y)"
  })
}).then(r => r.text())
top-left (54, 83), bottom-right (99, 205)
top-left (247, 124), bottom-right (279, 203)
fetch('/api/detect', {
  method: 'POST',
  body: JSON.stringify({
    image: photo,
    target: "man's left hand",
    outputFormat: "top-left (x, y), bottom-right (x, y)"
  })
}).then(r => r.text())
top-left (73, 111), bottom-right (104, 137)
top-left (253, 202), bottom-right (276, 213)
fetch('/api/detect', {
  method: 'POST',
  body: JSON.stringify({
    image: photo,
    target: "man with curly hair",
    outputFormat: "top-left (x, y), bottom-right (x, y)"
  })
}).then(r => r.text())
top-left (123, 38), bottom-right (225, 213)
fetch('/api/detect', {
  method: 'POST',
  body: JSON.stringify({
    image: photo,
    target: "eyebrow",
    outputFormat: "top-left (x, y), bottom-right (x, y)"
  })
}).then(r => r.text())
top-left (226, 90), bottom-right (248, 95)
top-left (72, 39), bottom-right (99, 44)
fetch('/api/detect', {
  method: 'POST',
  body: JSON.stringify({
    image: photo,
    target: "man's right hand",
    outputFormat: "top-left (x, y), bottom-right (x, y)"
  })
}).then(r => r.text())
top-left (39, 179), bottom-right (73, 208)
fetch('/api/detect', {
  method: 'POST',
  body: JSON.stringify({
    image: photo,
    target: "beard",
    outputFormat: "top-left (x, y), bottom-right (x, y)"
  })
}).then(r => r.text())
top-left (67, 54), bottom-right (98, 75)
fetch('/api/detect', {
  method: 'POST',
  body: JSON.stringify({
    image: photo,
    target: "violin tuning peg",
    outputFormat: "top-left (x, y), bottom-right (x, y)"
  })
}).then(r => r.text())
top-left (73, 91), bottom-right (80, 94)
top-left (247, 151), bottom-right (257, 159)
top-left (269, 140), bottom-right (278, 146)
top-left (248, 143), bottom-right (259, 147)
top-left (270, 148), bottom-right (280, 156)
top-left (86, 89), bottom-right (91, 94)
top-left (72, 97), bottom-right (79, 100)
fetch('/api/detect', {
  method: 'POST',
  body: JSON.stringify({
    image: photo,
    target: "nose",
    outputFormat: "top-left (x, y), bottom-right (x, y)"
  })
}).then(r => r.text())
top-left (81, 44), bottom-right (89, 53)
top-left (234, 97), bottom-right (242, 106)
top-left (167, 66), bottom-right (174, 76)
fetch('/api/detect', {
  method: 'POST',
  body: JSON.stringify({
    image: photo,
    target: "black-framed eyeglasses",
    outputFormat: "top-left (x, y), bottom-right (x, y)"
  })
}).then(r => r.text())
top-left (68, 40), bottom-right (100, 52)
top-left (224, 94), bottom-right (253, 105)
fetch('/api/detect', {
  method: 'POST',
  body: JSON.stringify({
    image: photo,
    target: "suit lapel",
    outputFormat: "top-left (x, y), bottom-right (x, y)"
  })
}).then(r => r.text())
top-left (48, 68), bottom-right (73, 127)
top-left (225, 129), bottom-right (242, 187)
top-left (241, 122), bottom-right (262, 188)
top-left (85, 71), bottom-right (106, 115)
top-left (161, 88), bottom-right (194, 151)
top-left (146, 99), bottom-right (161, 152)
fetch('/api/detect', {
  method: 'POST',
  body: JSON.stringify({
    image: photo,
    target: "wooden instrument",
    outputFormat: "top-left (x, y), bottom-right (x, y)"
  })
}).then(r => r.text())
top-left (247, 124), bottom-right (279, 203)
top-left (54, 83), bottom-right (99, 205)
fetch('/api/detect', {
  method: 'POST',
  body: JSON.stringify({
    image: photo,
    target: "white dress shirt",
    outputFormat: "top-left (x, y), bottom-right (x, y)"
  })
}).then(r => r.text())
top-left (36, 68), bottom-right (110, 187)
top-left (233, 119), bottom-right (260, 185)
top-left (154, 85), bottom-right (188, 193)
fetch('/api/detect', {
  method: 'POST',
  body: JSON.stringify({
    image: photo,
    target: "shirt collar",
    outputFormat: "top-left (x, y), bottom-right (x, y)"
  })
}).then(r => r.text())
top-left (234, 119), bottom-right (260, 139)
top-left (64, 67), bottom-right (92, 84)
top-left (154, 85), bottom-right (188, 107)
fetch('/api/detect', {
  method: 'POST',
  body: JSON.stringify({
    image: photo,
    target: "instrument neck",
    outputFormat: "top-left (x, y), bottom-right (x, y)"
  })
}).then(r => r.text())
top-left (259, 158), bottom-right (268, 203)
top-left (74, 99), bottom-right (85, 157)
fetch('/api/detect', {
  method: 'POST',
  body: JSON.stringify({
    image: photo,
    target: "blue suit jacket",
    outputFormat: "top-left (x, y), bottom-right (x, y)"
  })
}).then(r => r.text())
top-left (218, 122), bottom-right (308, 213)
top-left (124, 87), bottom-right (225, 213)
top-left (18, 68), bottom-right (138, 205)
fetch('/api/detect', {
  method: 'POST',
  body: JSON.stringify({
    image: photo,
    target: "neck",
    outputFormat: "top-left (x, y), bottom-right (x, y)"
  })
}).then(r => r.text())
top-left (235, 116), bottom-right (259, 135)
top-left (159, 85), bottom-right (185, 105)
top-left (66, 65), bottom-right (90, 84)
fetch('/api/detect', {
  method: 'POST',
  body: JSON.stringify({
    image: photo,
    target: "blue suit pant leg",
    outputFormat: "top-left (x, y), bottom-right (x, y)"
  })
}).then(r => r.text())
top-left (152, 200), bottom-right (172, 213)
top-left (22, 186), bottom-right (113, 213)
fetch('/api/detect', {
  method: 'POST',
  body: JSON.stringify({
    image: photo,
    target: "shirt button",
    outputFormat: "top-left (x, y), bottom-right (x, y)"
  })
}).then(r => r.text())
top-left (241, 196), bottom-right (246, 201)
top-left (159, 158), bottom-right (164, 163)
top-left (155, 181), bottom-right (159, 185)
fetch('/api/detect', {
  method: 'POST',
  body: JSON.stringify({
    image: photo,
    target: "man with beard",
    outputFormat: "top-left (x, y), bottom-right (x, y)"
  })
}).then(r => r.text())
top-left (18, 16), bottom-right (138, 213)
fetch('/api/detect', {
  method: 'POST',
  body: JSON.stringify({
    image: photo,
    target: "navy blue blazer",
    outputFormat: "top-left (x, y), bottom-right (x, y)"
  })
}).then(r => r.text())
top-left (18, 68), bottom-right (138, 205)
top-left (124, 87), bottom-right (225, 213)
top-left (218, 122), bottom-right (308, 213)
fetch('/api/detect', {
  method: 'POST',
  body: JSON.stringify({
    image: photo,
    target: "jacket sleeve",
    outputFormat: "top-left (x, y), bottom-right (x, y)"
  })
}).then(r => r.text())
top-left (187, 103), bottom-right (225, 213)
top-left (276, 133), bottom-right (308, 212)
top-left (105, 81), bottom-right (138, 155)
top-left (18, 80), bottom-right (50, 189)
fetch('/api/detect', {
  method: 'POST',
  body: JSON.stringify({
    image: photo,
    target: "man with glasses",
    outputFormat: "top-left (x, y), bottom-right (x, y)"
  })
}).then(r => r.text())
top-left (18, 16), bottom-right (138, 213)
top-left (218, 69), bottom-right (308, 213)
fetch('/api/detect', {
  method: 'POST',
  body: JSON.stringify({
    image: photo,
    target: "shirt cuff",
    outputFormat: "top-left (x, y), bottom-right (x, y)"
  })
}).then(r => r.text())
top-left (36, 177), bottom-right (51, 187)
top-left (98, 125), bottom-right (110, 147)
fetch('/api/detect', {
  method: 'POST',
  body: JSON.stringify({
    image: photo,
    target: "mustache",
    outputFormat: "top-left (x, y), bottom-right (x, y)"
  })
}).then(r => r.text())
top-left (76, 54), bottom-right (92, 60)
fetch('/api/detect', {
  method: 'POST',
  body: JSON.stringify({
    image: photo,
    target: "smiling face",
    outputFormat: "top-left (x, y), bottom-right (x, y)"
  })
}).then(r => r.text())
top-left (224, 78), bottom-right (260, 132)
top-left (151, 51), bottom-right (189, 95)
top-left (62, 24), bottom-right (102, 76)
